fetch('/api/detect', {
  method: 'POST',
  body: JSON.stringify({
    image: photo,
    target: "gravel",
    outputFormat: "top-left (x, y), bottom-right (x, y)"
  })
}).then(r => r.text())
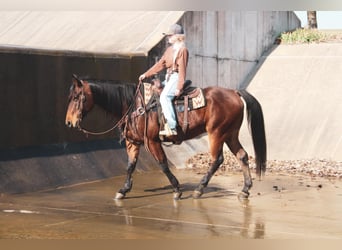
top-left (185, 151), bottom-right (342, 179)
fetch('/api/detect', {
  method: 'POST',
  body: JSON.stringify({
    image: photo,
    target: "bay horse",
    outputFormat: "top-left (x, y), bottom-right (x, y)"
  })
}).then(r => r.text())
top-left (65, 74), bottom-right (266, 200)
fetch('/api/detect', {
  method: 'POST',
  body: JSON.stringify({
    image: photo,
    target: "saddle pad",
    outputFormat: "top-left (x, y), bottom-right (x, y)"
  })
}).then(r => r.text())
top-left (190, 88), bottom-right (206, 109)
top-left (143, 82), bottom-right (153, 105)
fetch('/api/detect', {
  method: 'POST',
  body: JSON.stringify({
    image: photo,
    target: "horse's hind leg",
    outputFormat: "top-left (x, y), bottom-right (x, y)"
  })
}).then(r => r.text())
top-left (226, 135), bottom-right (252, 199)
top-left (115, 141), bottom-right (140, 200)
top-left (193, 136), bottom-right (224, 199)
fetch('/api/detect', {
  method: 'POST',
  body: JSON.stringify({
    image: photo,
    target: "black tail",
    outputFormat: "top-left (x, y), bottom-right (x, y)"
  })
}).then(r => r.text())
top-left (239, 90), bottom-right (267, 178)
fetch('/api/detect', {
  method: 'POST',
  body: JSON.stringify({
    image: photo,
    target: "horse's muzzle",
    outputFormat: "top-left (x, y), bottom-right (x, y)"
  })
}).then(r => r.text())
top-left (66, 121), bottom-right (73, 128)
top-left (65, 120), bottom-right (79, 128)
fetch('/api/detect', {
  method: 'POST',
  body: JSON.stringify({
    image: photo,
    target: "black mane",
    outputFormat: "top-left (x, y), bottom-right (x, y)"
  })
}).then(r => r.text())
top-left (83, 78), bottom-right (137, 116)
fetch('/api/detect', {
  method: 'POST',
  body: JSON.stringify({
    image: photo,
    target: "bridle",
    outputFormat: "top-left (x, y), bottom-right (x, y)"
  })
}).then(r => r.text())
top-left (75, 81), bottom-right (145, 137)
top-left (75, 83), bottom-right (126, 136)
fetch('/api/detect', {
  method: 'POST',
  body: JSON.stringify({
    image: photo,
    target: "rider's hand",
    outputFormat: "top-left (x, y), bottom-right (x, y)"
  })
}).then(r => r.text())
top-left (139, 74), bottom-right (146, 81)
top-left (175, 89), bottom-right (181, 96)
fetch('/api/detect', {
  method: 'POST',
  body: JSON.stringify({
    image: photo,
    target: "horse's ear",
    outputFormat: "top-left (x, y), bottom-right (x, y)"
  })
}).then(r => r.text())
top-left (72, 74), bottom-right (83, 87)
top-left (72, 74), bottom-right (79, 80)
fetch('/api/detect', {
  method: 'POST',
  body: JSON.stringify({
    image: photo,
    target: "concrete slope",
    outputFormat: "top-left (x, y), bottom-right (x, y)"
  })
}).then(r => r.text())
top-left (0, 139), bottom-right (157, 194)
top-left (0, 135), bottom-right (209, 194)
top-left (240, 43), bottom-right (342, 161)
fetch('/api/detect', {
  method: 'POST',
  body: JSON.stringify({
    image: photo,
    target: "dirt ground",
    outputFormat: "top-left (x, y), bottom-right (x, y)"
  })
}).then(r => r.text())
top-left (186, 151), bottom-right (342, 179)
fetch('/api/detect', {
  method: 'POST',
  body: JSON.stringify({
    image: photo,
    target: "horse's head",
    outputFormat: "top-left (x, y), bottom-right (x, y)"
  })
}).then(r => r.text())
top-left (65, 74), bottom-right (94, 128)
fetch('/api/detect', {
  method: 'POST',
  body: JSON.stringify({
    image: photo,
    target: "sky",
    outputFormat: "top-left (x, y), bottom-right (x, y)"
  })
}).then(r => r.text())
top-left (294, 11), bottom-right (342, 29)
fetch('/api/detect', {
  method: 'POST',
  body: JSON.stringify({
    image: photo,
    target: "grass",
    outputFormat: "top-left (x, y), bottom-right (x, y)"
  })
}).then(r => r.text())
top-left (279, 28), bottom-right (329, 44)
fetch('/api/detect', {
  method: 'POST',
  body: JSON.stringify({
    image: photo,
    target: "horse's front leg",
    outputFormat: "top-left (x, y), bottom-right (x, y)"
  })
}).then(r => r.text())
top-left (115, 140), bottom-right (140, 199)
top-left (148, 141), bottom-right (182, 200)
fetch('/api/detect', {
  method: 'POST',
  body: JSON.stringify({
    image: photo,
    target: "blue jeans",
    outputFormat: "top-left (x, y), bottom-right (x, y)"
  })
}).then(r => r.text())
top-left (160, 73), bottom-right (178, 129)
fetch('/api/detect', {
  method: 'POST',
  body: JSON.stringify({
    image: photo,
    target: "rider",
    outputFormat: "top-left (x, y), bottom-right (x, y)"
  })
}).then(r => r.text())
top-left (139, 23), bottom-right (189, 136)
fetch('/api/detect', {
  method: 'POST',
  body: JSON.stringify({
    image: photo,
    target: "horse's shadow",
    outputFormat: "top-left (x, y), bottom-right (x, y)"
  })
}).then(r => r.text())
top-left (124, 182), bottom-right (237, 200)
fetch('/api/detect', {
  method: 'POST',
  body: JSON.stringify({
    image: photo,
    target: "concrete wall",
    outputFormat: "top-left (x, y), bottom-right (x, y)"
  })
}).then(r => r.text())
top-left (180, 11), bottom-right (300, 89)
top-left (240, 44), bottom-right (342, 161)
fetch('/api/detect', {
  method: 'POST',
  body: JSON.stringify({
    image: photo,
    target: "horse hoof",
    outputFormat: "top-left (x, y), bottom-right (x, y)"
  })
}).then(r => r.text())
top-left (173, 191), bottom-right (182, 200)
top-left (113, 198), bottom-right (124, 207)
top-left (237, 191), bottom-right (249, 200)
top-left (193, 190), bottom-right (203, 199)
top-left (115, 192), bottom-right (125, 200)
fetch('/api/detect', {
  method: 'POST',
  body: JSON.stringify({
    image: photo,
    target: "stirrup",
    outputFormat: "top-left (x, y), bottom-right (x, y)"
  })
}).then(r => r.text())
top-left (159, 124), bottom-right (177, 136)
top-left (159, 129), bottom-right (177, 136)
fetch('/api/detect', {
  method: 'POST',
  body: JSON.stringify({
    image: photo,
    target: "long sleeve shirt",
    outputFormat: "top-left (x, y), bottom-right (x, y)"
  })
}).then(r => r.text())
top-left (143, 45), bottom-right (189, 90)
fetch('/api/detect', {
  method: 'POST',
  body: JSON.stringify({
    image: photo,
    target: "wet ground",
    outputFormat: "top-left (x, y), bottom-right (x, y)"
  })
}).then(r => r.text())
top-left (0, 169), bottom-right (341, 239)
